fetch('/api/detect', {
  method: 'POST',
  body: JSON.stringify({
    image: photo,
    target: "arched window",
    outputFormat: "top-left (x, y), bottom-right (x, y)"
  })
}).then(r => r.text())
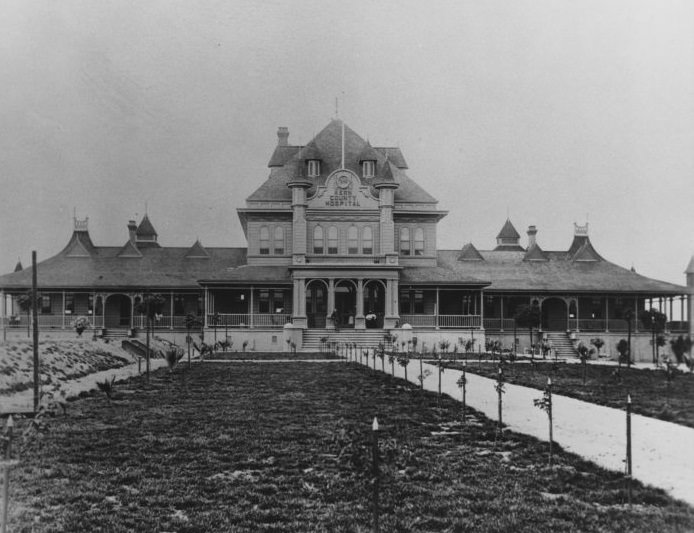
top-left (414, 228), bottom-right (424, 256)
top-left (259, 226), bottom-right (269, 255)
top-left (313, 226), bottom-right (324, 254)
top-left (362, 226), bottom-right (373, 255)
top-left (400, 227), bottom-right (410, 256)
top-left (348, 226), bottom-right (358, 254)
top-left (328, 226), bottom-right (338, 254)
top-left (274, 226), bottom-right (284, 255)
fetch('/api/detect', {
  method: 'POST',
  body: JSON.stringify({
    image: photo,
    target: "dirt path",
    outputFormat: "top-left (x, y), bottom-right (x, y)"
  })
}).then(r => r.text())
top-left (355, 356), bottom-right (694, 507)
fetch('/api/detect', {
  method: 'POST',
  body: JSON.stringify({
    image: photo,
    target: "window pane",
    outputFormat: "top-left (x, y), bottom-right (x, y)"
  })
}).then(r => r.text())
top-left (400, 290), bottom-right (411, 314)
top-left (328, 226), bottom-right (338, 254)
top-left (414, 228), bottom-right (424, 256)
top-left (259, 290), bottom-right (270, 313)
top-left (348, 226), bottom-right (358, 254)
top-left (41, 295), bottom-right (51, 314)
top-left (362, 226), bottom-right (373, 254)
top-left (259, 226), bottom-right (269, 255)
top-left (274, 226), bottom-right (284, 255)
top-left (313, 226), bottom-right (324, 254)
top-left (400, 227), bottom-right (410, 255)
top-left (414, 290), bottom-right (424, 313)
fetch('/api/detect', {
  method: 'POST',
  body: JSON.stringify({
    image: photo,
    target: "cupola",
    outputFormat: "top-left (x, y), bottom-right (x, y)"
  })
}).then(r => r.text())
top-left (494, 219), bottom-right (523, 251)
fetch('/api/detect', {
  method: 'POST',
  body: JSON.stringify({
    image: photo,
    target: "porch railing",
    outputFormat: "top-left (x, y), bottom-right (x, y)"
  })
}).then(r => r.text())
top-left (206, 313), bottom-right (292, 329)
top-left (399, 314), bottom-right (482, 328)
top-left (2, 315), bottom-right (105, 329)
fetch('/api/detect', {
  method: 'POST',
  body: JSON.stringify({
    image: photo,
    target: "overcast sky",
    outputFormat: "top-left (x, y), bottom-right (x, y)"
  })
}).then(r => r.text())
top-left (1, 0), bottom-right (692, 286)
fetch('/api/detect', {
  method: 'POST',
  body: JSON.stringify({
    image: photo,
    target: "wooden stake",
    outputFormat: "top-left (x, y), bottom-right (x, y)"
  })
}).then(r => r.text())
top-left (372, 417), bottom-right (380, 533)
top-left (2, 416), bottom-right (14, 533)
top-left (32, 251), bottom-right (39, 413)
top-left (626, 393), bottom-right (633, 505)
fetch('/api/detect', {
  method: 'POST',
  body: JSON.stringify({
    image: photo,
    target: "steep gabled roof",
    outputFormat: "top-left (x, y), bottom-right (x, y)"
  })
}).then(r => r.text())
top-left (136, 214), bottom-right (158, 238)
top-left (117, 240), bottom-right (142, 258)
top-left (14, 260), bottom-right (22, 272)
top-left (571, 239), bottom-right (604, 262)
top-left (246, 120), bottom-right (435, 204)
top-left (496, 219), bottom-right (521, 240)
top-left (524, 243), bottom-right (548, 262)
top-left (60, 229), bottom-right (96, 258)
top-left (458, 243), bottom-right (484, 261)
top-left (185, 240), bottom-right (210, 259)
top-left (686, 254), bottom-right (694, 274)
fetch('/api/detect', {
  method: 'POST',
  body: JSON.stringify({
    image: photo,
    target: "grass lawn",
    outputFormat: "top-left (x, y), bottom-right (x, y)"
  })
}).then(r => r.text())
top-left (441, 359), bottom-right (694, 429)
top-left (206, 351), bottom-right (341, 361)
top-left (6, 362), bottom-right (694, 532)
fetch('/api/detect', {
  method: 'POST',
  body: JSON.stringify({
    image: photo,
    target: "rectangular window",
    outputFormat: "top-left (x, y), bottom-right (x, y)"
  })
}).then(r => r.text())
top-left (363, 160), bottom-right (375, 178)
top-left (174, 296), bottom-right (185, 315)
top-left (400, 291), bottom-right (411, 314)
top-left (41, 295), bottom-right (52, 314)
top-left (88, 294), bottom-right (94, 315)
top-left (259, 290), bottom-right (270, 313)
top-left (414, 290), bottom-right (424, 314)
top-left (273, 291), bottom-right (284, 313)
top-left (65, 293), bottom-right (75, 314)
top-left (307, 160), bottom-right (320, 177)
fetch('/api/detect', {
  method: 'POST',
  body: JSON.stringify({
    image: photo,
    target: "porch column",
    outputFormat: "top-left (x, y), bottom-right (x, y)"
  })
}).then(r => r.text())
top-left (634, 298), bottom-right (639, 333)
top-left (62, 290), bottom-right (66, 329)
top-left (250, 287), bottom-right (255, 328)
top-left (500, 296), bottom-right (505, 332)
top-left (327, 278), bottom-right (336, 317)
top-left (355, 279), bottom-right (365, 329)
top-left (435, 287), bottom-right (440, 329)
top-left (681, 296), bottom-right (685, 327)
top-left (605, 297), bottom-right (609, 332)
top-left (170, 291), bottom-right (174, 330)
top-left (669, 297), bottom-right (674, 324)
top-left (204, 288), bottom-right (209, 328)
top-left (576, 298), bottom-right (580, 332)
top-left (292, 280), bottom-right (300, 320)
top-left (479, 290), bottom-right (484, 329)
top-left (130, 295), bottom-right (135, 329)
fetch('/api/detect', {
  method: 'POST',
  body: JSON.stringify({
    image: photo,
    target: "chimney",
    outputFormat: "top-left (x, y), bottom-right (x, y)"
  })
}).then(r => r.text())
top-left (277, 126), bottom-right (289, 146)
top-left (527, 225), bottom-right (538, 248)
top-left (128, 220), bottom-right (137, 244)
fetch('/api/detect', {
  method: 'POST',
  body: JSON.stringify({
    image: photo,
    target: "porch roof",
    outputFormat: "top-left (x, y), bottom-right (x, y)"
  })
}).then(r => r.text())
top-left (435, 250), bottom-right (687, 295)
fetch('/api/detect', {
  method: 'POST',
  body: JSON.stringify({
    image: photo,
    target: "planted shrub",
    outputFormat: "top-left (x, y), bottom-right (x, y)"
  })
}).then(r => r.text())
top-left (72, 316), bottom-right (91, 337)
top-left (96, 376), bottom-right (116, 402)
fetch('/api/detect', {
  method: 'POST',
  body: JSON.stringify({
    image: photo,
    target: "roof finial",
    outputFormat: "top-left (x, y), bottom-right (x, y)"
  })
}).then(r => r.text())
top-left (341, 119), bottom-right (345, 169)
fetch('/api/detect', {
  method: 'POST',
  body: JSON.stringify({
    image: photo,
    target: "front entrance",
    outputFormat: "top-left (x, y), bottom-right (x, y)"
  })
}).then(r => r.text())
top-left (334, 281), bottom-right (356, 329)
top-left (306, 281), bottom-right (327, 328)
top-left (363, 281), bottom-right (385, 328)
top-left (542, 297), bottom-right (568, 331)
top-left (104, 294), bottom-right (132, 328)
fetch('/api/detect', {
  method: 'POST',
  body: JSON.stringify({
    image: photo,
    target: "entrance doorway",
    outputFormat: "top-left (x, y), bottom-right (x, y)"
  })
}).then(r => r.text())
top-left (334, 281), bottom-right (356, 329)
top-left (542, 298), bottom-right (568, 331)
top-left (363, 281), bottom-right (385, 328)
top-left (104, 294), bottom-right (132, 328)
top-left (306, 281), bottom-right (327, 328)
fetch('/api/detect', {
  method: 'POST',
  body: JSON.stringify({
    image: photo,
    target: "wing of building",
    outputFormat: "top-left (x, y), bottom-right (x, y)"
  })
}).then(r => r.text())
top-left (0, 119), bottom-right (690, 358)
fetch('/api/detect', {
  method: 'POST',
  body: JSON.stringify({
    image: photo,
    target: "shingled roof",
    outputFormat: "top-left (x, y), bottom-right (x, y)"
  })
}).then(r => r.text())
top-left (247, 120), bottom-right (435, 204)
top-left (0, 245), bottom-right (247, 290)
top-left (434, 249), bottom-right (686, 294)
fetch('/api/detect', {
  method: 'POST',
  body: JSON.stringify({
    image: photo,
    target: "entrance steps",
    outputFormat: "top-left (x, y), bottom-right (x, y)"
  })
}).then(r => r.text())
top-left (546, 332), bottom-right (577, 359)
top-left (302, 329), bottom-right (388, 351)
top-left (103, 328), bottom-right (130, 340)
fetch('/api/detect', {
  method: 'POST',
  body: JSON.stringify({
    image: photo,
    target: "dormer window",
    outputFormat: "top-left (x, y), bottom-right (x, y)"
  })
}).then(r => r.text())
top-left (307, 159), bottom-right (320, 177)
top-left (362, 160), bottom-right (375, 178)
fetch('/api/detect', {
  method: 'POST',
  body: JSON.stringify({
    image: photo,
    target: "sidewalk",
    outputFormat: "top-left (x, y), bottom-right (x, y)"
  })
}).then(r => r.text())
top-left (355, 356), bottom-right (694, 507)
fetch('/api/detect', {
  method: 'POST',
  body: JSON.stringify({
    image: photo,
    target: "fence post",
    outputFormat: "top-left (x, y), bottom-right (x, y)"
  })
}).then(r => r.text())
top-left (2, 415), bottom-right (14, 533)
top-left (371, 417), bottom-right (380, 533)
top-left (626, 393), bottom-right (632, 505)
